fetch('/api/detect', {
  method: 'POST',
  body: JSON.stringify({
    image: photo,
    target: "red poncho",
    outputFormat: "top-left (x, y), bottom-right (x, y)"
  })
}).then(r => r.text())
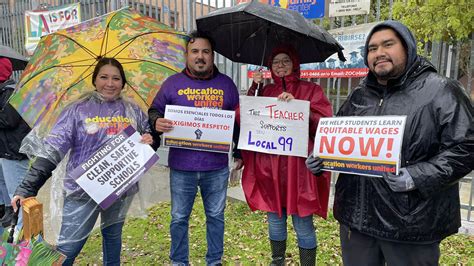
top-left (239, 46), bottom-right (333, 218)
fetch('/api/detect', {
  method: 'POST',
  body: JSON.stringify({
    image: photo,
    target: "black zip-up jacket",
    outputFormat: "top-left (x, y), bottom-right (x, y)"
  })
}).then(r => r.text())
top-left (0, 80), bottom-right (31, 160)
top-left (333, 57), bottom-right (474, 243)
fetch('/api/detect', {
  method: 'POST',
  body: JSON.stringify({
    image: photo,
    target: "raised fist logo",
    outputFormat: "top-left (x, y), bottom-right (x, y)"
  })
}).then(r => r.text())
top-left (195, 129), bottom-right (203, 139)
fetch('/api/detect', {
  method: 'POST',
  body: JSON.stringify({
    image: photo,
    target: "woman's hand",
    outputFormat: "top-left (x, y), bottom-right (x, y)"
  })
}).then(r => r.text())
top-left (277, 92), bottom-right (295, 102)
top-left (140, 133), bottom-right (153, 145)
top-left (253, 70), bottom-right (263, 84)
top-left (155, 118), bottom-right (173, 133)
top-left (233, 158), bottom-right (244, 170)
top-left (305, 154), bottom-right (324, 176)
top-left (11, 195), bottom-right (25, 212)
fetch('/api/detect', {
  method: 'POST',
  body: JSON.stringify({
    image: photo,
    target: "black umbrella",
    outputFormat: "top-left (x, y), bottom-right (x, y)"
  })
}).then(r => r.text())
top-left (196, 1), bottom-right (345, 67)
top-left (0, 45), bottom-right (28, 71)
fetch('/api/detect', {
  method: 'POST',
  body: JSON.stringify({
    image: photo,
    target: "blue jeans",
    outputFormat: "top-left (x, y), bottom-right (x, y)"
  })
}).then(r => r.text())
top-left (0, 158), bottom-right (29, 231)
top-left (169, 167), bottom-right (229, 265)
top-left (267, 211), bottom-right (317, 249)
top-left (56, 194), bottom-right (132, 266)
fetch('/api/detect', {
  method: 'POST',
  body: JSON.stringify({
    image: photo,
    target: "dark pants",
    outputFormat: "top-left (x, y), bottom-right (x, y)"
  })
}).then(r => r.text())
top-left (340, 224), bottom-right (440, 266)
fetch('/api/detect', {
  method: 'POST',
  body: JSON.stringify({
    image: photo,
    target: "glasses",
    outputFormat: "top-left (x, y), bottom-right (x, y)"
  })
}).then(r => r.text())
top-left (272, 58), bottom-right (292, 66)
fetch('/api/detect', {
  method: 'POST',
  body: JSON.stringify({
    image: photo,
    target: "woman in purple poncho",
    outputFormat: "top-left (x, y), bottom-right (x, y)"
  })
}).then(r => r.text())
top-left (12, 58), bottom-right (153, 265)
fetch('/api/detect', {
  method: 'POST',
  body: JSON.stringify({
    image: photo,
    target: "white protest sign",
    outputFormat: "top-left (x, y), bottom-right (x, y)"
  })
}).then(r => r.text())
top-left (71, 126), bottom-right (159, 209)
top-left (329, 0), bottom-right (371, 17)
top-left (314, 116), bottom-right (406, 177)
top-left (238, 96), bottom-right (309, 157)
top-left (163, 105), bottom-right (235, 153)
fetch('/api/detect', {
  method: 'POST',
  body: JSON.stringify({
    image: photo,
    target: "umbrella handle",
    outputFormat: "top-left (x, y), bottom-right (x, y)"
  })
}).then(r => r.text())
top-left (254, 66), bottom-right (265, 97)
top-left (7, 199), bottom-right (21, 244)
top-left (255, 23), bottom-right (270, 97)
top-left (259, 24), bottom-right (270, 67)
top-left (255, 83), bottom-right (262, 96)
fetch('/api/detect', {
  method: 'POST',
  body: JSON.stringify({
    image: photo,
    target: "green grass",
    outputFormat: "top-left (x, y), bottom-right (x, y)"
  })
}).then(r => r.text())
top-left (77, 197), bottom-right (474, 265)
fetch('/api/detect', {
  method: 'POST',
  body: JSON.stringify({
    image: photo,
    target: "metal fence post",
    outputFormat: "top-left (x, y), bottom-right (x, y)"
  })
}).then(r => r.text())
top-left (431, 41), bottom-right (441, 71)
top-left (468, 34), bottom-right (473, 100)
top-left (186, 0), bottom-right (193, 32)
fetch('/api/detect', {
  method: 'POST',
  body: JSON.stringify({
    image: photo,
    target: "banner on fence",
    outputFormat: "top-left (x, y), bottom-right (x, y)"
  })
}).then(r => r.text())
top-left (236, 0), bottom-right (325, 18)
top-left (71, 126), bottom-right (159, 209)
top-left (248, 22), bottom-right (376, 78)
top-left (238, 96), bottom-right (309, 157)
top-left (24, 3), bottom-right (82, 55)
top-left (270, 0), bottom-right (325, 19)
top-left (313, 116), bottom-right (406, 177)
top-left (329, 0), bottom-right (371, 17)
top-left (163, 105), bottom-right (235, 153)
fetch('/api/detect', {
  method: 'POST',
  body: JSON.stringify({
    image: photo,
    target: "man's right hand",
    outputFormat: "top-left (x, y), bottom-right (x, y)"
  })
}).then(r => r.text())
top-left (155, 118), bottom-right (174, 133)
top-left (11, 195), bottom-right (25, 212)
top-left (305, 154), bottom-right (324, 176)
top-left (253, 70), bottom-right (263, 84)
top-left (383, 168), bottom-right (416, 192)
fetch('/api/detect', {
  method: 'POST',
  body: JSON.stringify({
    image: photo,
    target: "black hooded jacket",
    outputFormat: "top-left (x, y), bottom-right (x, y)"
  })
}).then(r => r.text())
top-left (0, 79), bottom-right (31, 160)
top-left (333, 21), bottom-right (474, 243)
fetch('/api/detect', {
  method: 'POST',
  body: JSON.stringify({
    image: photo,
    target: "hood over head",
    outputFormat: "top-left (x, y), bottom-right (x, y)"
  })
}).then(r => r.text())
top-left (0, 57), bottom-right (13, 83)
top-left (364, 20), bottom-right (418, 70)
top-left (267, 44), bottom-right (300, 82)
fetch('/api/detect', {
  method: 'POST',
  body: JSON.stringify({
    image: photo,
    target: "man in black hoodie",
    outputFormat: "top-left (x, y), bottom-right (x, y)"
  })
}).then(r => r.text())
top-left (306, 21), bottom-right (473, 264)
top-left (0, 57), bottom-right (30, 231)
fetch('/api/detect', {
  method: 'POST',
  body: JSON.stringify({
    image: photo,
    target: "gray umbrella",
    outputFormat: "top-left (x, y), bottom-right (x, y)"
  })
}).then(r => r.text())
top-left (196, 1), bottom-right (345, 67)
top-left (0, 45), bottom-right (28, 71)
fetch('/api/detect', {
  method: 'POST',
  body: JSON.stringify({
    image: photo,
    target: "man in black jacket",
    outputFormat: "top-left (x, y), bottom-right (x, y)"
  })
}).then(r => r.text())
top-left (306, 21), bottom-right (473, 264)
top-left (0, 57), bottom-right (30, 230)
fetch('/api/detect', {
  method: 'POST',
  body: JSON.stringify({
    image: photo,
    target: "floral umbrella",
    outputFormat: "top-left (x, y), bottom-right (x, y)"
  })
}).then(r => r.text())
top-left (9, 7), bottom-right (188, 134)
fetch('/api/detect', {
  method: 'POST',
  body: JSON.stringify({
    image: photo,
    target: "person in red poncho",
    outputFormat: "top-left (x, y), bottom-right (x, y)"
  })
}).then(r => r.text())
top-left (239, 45), bottom-right (332, 265)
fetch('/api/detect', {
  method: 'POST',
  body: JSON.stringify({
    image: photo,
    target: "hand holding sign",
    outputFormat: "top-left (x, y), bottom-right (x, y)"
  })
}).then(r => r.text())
top-left (277, 92), bottom-right (295, 102)
top-left (163, 105), bottom-right (235, 153)
top-left (155, 118), bottom-right (174, 133)
top-left (140, 133), bottom-right (154, 144)
top-left (239, 96), bottom-right (310, 157)
top-left (71, 126), bottom-right (159, 209)
top-left (382, 168), bottom-right (415, 192)
top-left (313, 116), bottom-right (406, 177)
top-left (305, 154), bottom-right (323, 176)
